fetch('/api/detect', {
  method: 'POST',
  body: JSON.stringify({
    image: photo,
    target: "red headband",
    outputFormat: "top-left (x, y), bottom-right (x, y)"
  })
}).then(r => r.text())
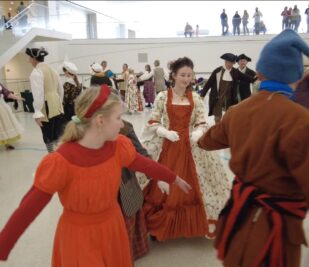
top-left (84, 84), bottom-right (111, 118)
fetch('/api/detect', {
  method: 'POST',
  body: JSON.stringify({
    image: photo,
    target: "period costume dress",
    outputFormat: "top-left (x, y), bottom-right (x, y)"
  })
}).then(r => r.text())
top-left (0, 83), bottom-right (23, 146)
top-left (0, 135), bottom-right (178, 266)
top-left (139, 89), bottom-right (230, 241)
top-left (198, 87), bottom-right (309, 267)
top-left (125, 74), bottom-right (143, 113)
top-left (139, 71), bottom-right (155, 106)
top-left (62, 78), bottom-right (83, 122)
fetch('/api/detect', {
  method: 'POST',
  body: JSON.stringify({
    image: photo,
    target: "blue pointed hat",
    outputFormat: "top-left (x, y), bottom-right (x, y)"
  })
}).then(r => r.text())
top-left (256, 29), bottom-right (309, 83)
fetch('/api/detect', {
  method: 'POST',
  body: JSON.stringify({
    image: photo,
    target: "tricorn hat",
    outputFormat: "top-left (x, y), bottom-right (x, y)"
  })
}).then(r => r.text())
top-left (25, 47), bottom-right (48, 62)
top-left (220, 53), bottom-right (237, 63)
top-left (237, 54), bottom-right (251, 62)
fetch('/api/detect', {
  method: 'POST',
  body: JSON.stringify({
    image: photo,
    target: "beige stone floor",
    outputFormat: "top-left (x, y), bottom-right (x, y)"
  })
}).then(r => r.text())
top-left (0, 108), bottom-right (308, 267)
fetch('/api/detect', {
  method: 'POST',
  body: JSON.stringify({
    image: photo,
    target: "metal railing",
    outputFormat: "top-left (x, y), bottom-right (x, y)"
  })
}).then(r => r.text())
top-left (0, 2), bottom-right (76, 37)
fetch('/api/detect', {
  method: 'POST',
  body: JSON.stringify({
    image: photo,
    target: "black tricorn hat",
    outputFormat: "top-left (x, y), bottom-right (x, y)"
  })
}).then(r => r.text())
top-left (237, 53), bottom-right (252, 62)
top-left (220, 53), bottom-right (237, 62)
top-left (25, 47), bottom-right (48, 62)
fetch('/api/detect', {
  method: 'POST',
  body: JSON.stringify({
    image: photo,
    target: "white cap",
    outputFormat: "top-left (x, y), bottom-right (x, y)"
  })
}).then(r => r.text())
top-left (90, 63), bottom-right (103, 73)
top-left (63, 61), bottom-right (78, 75)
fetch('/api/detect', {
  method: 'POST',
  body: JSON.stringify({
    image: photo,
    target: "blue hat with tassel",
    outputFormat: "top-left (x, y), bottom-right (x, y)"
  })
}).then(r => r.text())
top-left (256, 29), bottom-right (309, 83)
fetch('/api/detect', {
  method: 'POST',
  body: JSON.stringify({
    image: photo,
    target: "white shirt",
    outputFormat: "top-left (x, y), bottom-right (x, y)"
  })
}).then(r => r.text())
top-left (222, 65), bottom-right (233, 81)
top-left (30, 66), bottom-right (63, 119)
top-left (253, 11), bottom-right (263, 23)
top-left (139, 70), bottom-right (153, 81)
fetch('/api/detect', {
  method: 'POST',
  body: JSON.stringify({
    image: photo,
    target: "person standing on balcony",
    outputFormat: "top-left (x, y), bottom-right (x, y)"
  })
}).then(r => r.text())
top-left (220, 9), bottom-right (229, 35)
top-left (16, 1), bottom-right (27, 28)
top-left (4, 12), bottom-right (12, 30)
top-left (232, 11), bottom-right (241, 35)
top-left (26, 47), bottom-right (65, 153)
top-left (242, 10), bottom-right (249, 35)
top-left (253, 7), bottom-right (263, 35)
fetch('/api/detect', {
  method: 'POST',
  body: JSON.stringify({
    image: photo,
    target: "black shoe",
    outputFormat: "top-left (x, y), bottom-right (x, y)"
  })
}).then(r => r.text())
top-left (150, 235), bottom-right (157, 241)
top-left (145, 103), bottom-right (151, 108)
top-left (5, 145), bottom-right (15, 150)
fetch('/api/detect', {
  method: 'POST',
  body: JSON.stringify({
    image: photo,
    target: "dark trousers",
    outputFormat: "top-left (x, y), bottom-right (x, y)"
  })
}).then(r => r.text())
top-left (40, 114), bottom-right (66, 144)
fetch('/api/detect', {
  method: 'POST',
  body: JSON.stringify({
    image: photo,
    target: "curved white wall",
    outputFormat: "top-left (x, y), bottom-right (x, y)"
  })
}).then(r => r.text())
top-left (5, 33), bottom-right (309, 82)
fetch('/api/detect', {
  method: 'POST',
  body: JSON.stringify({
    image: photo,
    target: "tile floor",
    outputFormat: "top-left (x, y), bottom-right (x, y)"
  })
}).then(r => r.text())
top-left (0, 106), bottom-right (308, 267)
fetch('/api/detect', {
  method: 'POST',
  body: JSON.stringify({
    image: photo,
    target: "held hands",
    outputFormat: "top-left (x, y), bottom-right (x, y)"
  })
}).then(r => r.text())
top-left (157, 176), bottom-right (192, 195)
top-left (156, 126), bottom-right (180, 142)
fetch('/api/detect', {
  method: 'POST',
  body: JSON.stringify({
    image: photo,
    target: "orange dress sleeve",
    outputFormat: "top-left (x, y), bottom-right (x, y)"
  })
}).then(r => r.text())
top-left (116, 134), bottom-right (137, 168)
top-left (33, 153), bottom-right (68, 194)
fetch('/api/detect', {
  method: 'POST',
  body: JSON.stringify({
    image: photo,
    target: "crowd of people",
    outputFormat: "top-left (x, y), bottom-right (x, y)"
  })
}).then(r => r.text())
top-left (184, 4), bottom-right (309, 38)
top-left (219, 4), bottom-right (309, 36)
top-left (0, 28), bottom-right (308, 267)
top-left (220, 7), bottom-right (266, 36)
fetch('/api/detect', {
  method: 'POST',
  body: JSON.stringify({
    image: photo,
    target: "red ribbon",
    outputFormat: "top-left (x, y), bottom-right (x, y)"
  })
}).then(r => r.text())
top-left (84, 84), bottom-right (111, 118)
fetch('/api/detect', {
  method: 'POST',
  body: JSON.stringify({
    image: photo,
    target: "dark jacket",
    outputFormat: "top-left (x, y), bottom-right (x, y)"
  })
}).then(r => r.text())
top-left (90, 74), bottom-right (112, 87)
top-left (200, 66), bottom-right (256, 116)
top-left (238, 67), bottom-right (256, 100)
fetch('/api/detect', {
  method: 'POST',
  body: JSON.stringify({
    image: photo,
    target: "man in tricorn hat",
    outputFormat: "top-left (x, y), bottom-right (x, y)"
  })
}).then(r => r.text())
top-left (198, 29), bottom-right (309, 267)
top-left (200, 53), bottom-right (256, 123)
top-left (237, 53), bottom-right (256, 100)
top-left (26, 47), bottom-right (65, 153)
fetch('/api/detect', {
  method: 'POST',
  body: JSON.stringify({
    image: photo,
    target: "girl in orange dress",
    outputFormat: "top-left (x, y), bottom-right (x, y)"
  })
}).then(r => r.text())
top-left (139, 57), bottom-right (230, 241)
top-left (0, 85), bottom-right (191, 267)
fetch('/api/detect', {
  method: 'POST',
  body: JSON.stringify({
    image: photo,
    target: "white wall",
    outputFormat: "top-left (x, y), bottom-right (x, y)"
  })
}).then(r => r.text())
top-left (4, 52), bottom-right (31, 80)
top-left (5, 33), bottom-right (309, 83)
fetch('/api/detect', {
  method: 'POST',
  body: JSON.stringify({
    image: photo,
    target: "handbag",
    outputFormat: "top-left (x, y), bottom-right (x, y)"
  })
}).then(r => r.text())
top-left (119, 169), bottom-right (144, 217)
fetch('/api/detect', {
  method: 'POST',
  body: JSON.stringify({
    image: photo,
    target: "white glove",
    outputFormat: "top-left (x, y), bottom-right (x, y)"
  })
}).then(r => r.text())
top-left (191, 127), bottom-right (204, 143)
top-left (156, 126), bottom-right (180, 142)
top-left (157, 181), bottom-right (170, 195)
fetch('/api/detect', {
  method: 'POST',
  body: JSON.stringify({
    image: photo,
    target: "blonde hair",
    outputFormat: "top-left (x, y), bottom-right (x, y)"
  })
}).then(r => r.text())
top-left (60, 86), bottom-right (121, 143)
